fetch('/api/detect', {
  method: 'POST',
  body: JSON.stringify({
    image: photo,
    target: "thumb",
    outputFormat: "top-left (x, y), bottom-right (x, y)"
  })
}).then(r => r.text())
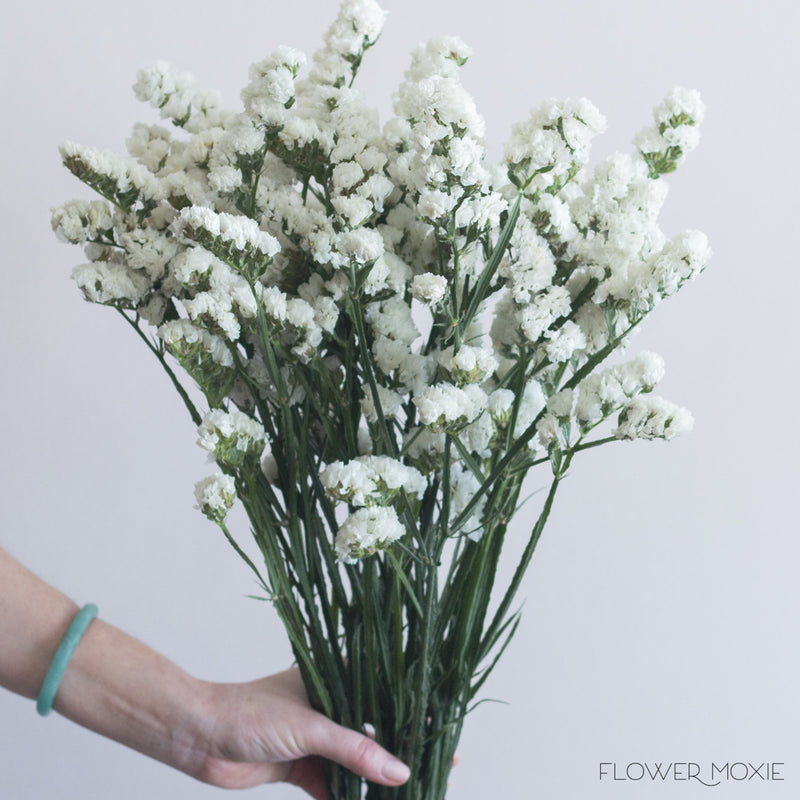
top-left (305, 716), bottom-right (410, 786)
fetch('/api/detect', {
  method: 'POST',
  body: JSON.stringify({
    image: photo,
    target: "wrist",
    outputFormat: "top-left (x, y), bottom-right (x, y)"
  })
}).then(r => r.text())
top-left (54, 618), bottom-right (216, 777)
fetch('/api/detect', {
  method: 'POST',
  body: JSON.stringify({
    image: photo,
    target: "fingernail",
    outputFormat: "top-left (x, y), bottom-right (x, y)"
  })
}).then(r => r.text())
top-left (382, 758), bottom-right (410, 783)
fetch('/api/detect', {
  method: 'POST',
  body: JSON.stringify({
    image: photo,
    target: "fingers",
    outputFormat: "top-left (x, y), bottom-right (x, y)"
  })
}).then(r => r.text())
top-left (306, 719), bottom-right (410, 786)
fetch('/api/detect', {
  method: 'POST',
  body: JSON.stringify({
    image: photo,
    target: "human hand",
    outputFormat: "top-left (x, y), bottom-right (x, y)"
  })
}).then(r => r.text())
top-left (0, 549), bottom-right (408, 799)
top-left (189, 667), bottom-right (410, 799)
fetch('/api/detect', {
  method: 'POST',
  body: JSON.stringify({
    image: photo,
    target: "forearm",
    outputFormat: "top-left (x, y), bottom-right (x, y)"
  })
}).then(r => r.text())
top-left (0, 547), bottom-right (80, 698)
top-left (55, 617), bottom-right (213, 775)
top-left (0, 547), bottom-right (212, 776)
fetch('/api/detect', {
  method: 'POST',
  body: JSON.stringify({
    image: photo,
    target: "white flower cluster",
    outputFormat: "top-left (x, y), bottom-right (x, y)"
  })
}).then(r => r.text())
top-left (414, 383), bottom-right (488, 433)
top-left (505, 98), bottom-right (607, 195)
top-left (321, 455), bottom-right (425, 507)
top-left (335, 505), bottom-right (405, 564)
top-left (194, 473), bottom-right (237, 523)
top-left (614, 396), bottom-right (694, 440)
top-left (634, 87), bottom-right (706, 178)
top-left (197, 408), bottom-right (266, 467)
top-left (56, 0), bottom-right (707, 550)
top-left (51, 199), bottom-right (114, 244)
top-left (576, 352), bottom-right (665, 427)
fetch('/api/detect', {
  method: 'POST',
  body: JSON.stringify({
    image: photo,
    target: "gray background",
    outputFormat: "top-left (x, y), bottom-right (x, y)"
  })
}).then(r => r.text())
top-left (1, 0), bottom-right (797, 797)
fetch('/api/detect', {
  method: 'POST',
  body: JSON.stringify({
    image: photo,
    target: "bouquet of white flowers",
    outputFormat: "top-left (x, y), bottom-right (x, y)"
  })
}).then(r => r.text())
top-left (52, 1), bottom-right (709, 797)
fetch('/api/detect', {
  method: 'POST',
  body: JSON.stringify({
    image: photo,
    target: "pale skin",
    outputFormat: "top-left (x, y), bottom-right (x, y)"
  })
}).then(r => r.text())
top-left (0, 546), bottom-right (410, 800)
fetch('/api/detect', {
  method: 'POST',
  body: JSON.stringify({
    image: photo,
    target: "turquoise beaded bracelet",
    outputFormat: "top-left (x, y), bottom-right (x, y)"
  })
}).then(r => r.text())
top-left (36, 603), bottom-right (98, 716)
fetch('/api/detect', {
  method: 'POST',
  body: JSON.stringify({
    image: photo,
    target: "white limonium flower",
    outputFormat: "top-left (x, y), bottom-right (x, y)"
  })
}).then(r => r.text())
top-left (51, 200), bottom-right (114, 244)
top-left (159, 318), bottom-right (233, 366)
top-left (194, 474), bottom-right (237, 523)
top-left (174, 206), bottom-right (280, 282)
top-left (413, 383), bottom-right (488, 432)
top-left (320, 455), bottom-right (426, 507)
top-left (335, 506), bottom-right (405, 564)
top-left (133, 62), bottom-right (196, 125)
top-left (576, 352), bottom-right (665, 427)
top-left (197, 408), bottom-right (266, 467)
top-left (547, 388), bottom-right (574, 422)
top-left (242, 47), bottom-right (305, 128)
top-left (449, 464), bottom-right (487, 541)
top-left (60, 141), bottom-right (164, 208)
top-left (72, 261), bottom-right (151, 306)
top-left (635, 87), bottom-right (706, 178)
top-left (614, 396), bottom-right (694, 440)
top-left (505, 97), bottom-right (606, 194)
top-left (516, 286), bottom-right (572, 344)
top-left (411, 273), bottom-right (448, 306)
top-left (437, 345), bottom-right (498, 386)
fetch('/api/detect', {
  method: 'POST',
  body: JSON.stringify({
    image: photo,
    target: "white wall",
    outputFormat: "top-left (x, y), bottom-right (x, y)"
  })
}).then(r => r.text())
top-left (1, 0), bottom-right (797, 797)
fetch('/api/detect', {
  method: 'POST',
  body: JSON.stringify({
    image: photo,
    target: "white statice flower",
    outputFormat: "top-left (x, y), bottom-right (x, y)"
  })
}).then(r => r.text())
top-left (332, 195), bottom-right (375, 228)
top-left (52, 200), bottom-right (114, 244)
top-left (194, 474), bottom-right (237, 523)
top-left (403, 426), bottom-right (445, 472)
top-left (437, 345), bottom-right (498, 385)
top-left (126, 123), bottom-right (172, 173)
top-left (544, 321), bottom-right (586, 363)
top-left (487, 388), bottom-right (515, 426)
top-left (516, 285), bottom-right (572, 343)
top-left (159, 319), bottom-right (233, 367)
top-left (197, 408), bottom-right (266, 467)
top-left (307, 0), bottom-right (387, 86)
top-left (573, 301), bottom-right (608, 354)
top-left (118, 226), bottom-right (181, 281)
top-left (60, 141), bottom-right (164, 207)
top-left (332, 160), bottom-right (365, 191)
top-left (283, 297), bottom-right (323, 363)
top-left (133, 61), bottom-right (195, 124)
top-left (72, 261), bottom-right (151, 306)
top-left (499, 215), bottom-right (558, 304)
top-left (337, 227), bottom-right (385, 263)
top-left (575, 351), bottom-right (665, 426)
top-left (360, 385), bottom-right (404, 423)
top-left (138, 293), bottom-right (169, 326)
top-left (654, 87), bottom-right (706, 128)
top-left (614, 396), bottom-right (694, 440)
top-left (366, 296), bottom-right (419, 345)
top-left (461, 410), bottom-right (494, 457)
top-left (242, 46), bottom-right (305, 127)
top-left (572, 153), bottom-right (667, 285)
top-left (175, 206), bottom-right (280, 260)
top-left (182, 290), bottom-right (241, 341)
top-left (635, 87), bottom-right (706, 177)
top-left (418, 189), bottom-right (458, 221)
top-left (261, 285), bottom-right (288, 323)
top-left (630, 230), bottom-right (711, 308)
top-left (449, 463), bottom-right (486, 541)
top-left (413, 382), bottom-right (487, 432)
top-left (335, 505), bottom-right (405, 564)
top-left (505, 97), bottom-right (606, 193)
top-left (411, 273), bottom-right (448, 306)
top-left (362, 252), bottom-right (412, 296)
top-left (536, 412), bottom-right (561, 449)
top-left (547, 388), bottom-right (574, 422)
top-left (261, 449), bottom-right (280, 484)
top-left (321, 455), bottom-right (425, 507)
top-left (207, 164), bottom-right (243, 194)
top-left (513, 379), bottom-right (547, 445)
